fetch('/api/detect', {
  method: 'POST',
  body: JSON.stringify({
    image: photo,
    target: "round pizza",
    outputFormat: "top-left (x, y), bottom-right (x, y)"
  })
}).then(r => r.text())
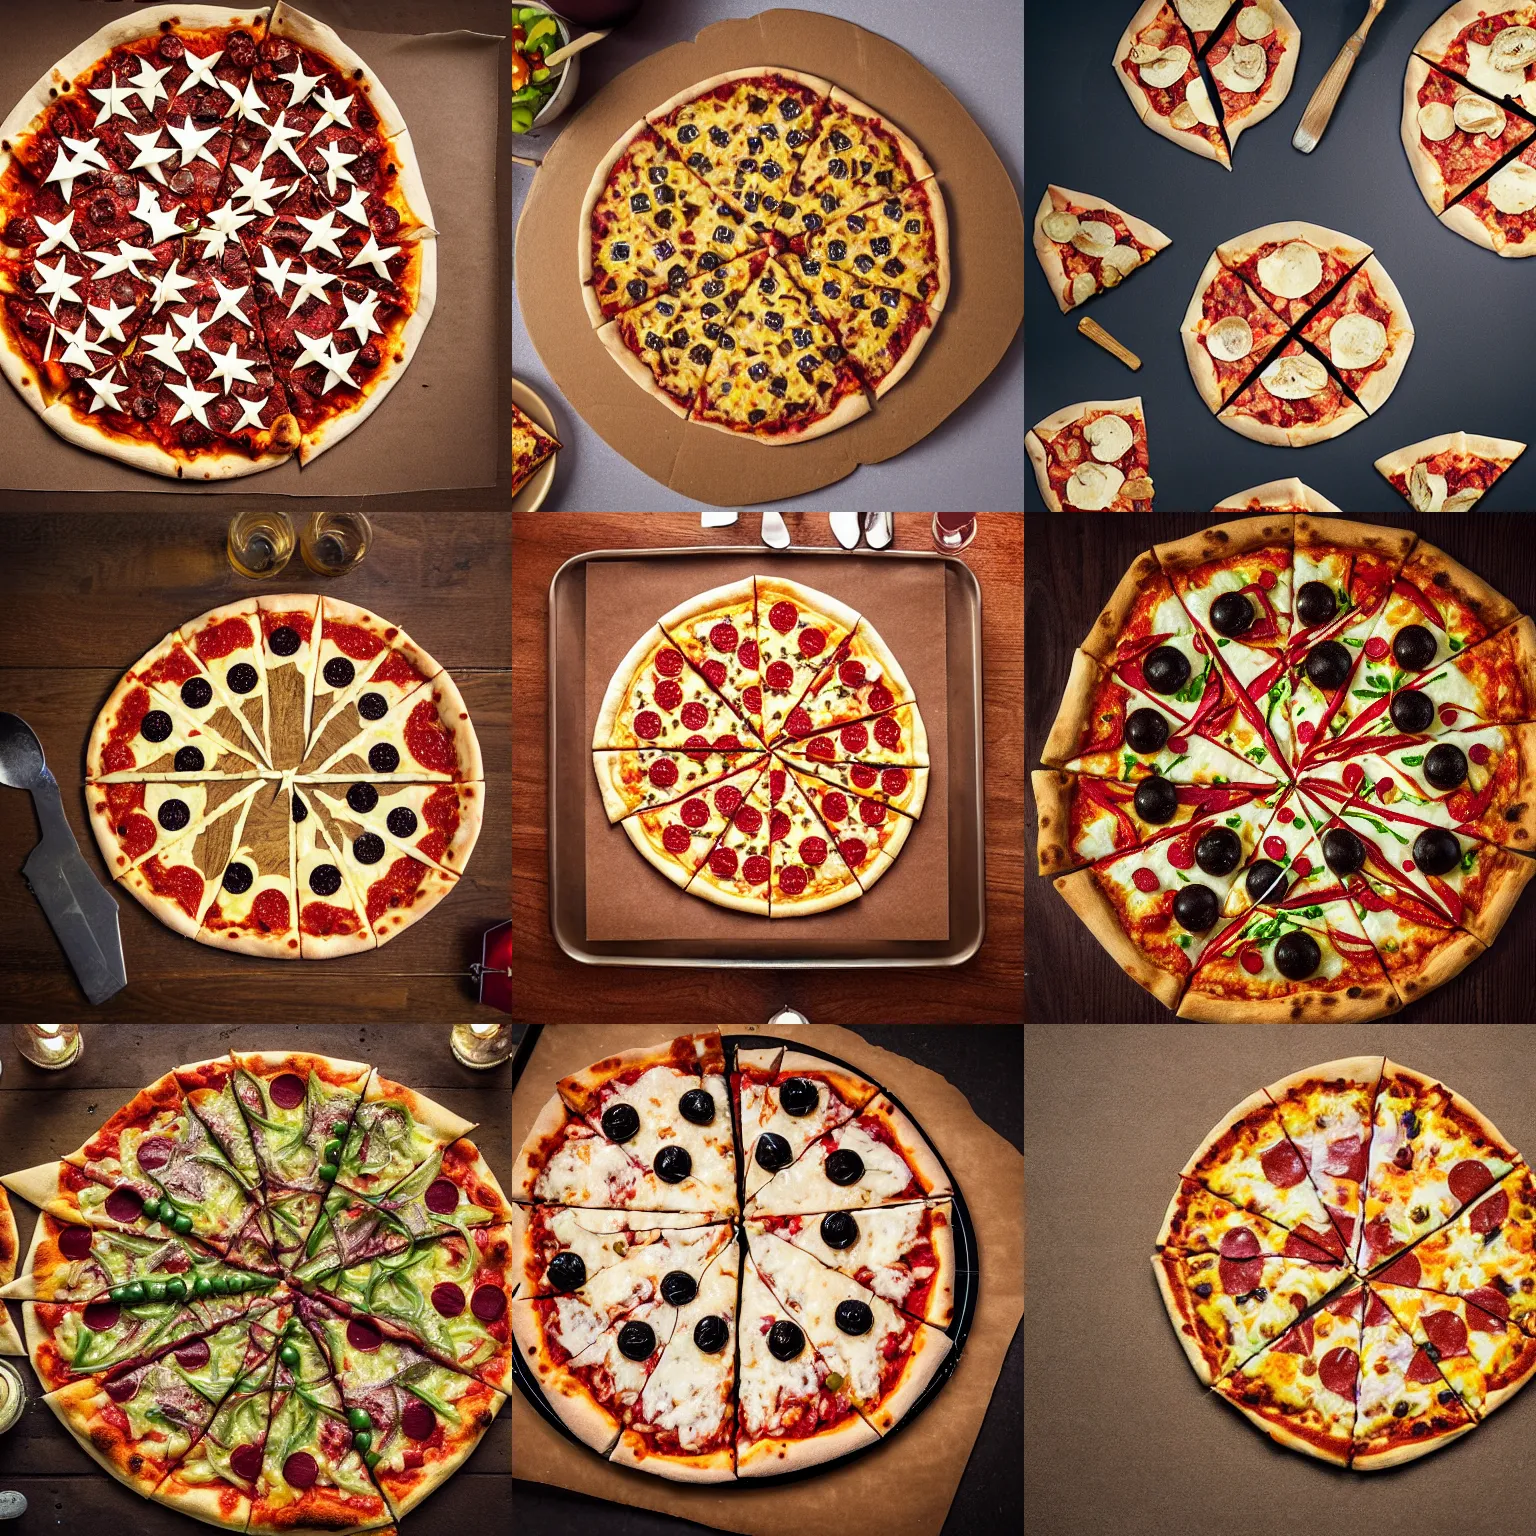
top-left (1035, 513), bottom-right (1536, 1022)
top-left (0, 1051), bottom-right (510, 1524)
top-left (511, 1031), bottom-right (961, 1481)
top-left (0, 4), bottom-right (434, 480)
top-left (593, 577), bottom-right (928, 917)
top-left (580, 70), bottom-right (948, 442)
top-left (88, 596), bottom-right (483, 958)
top-left (1157, 1056), bottom-right (1536, 1469)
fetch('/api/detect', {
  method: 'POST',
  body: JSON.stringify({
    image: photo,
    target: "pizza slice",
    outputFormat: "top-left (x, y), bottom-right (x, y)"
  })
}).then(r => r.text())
top-left (1156, 1177), bottom-right (1342, 1263)
top-left (1443, 136), bottom-right (1536, 255)
top-left (784, 762), bottom-right (919, 892)
top-left (733, 1045), bottom-right (880, 1203)
top-left (1204, 1), bottom-right (1301, 151)
top-left (676, 762), bottom-right (773, 914)
top-left (1218, 339), bottom-right (1367, 447)
top-left (745, 1094), bottom-right (952, 1217)
top-left (778, 88), bottom-right (934, 238)
top-left (777, 703), bottom-right (929, 770)
top-left (783, 619), bottom-right (916, 741)
top-left (87, 778), bottom-right (262, 880)
top-left (172, 1056), bottom-right (266, 1193)
top-left (511, 1208), bottom-right (724, 1300)
top-left (307, 597), bottom-right (443, 744)
top-left (1298, 257), bottom-right (1415, 414)
top-left (1180, 255), bottom-right (1290, 413)
top-left (783, 261), bottom-right (936, 397)
top-left (177, 600), bottom-right (274, 766)
top-left (1219, 786), bottom-right (1321, 919)
top-left (305, 781), bottom-right (482, 880)
top-left (1213, 1283), bottom-right (1362, 1466)
top-left (1154, 1249), bottom-right (1346, 1386)
top-left (1402, 58), bottom-right (1534, 213)
top-left (1025, 396), bottom-right (1155, 512)
top-left (594, 747), bottom-right (761, 822)
top-left (1032, 183), bottom-right (1171, 313)
top-left (787, 759), bottom-right (929, 823)
top-left (511, 400), bottom-right (560, 498)
top-left (746, 1201), bottom-right (955, 1326)
top-left (1342, 864), bottom-right (1486, 1009)
top-left (1215, 220), bottom-right (1371, 325)
top-left (752, 577), bottom-right (859, 745)
top-left (1374, 430), bottom-right (1527, 511)
top-left (257, 595), bottom-right (321, 771)
top-left (1373, 1165), bottom-right (1536, 1336)
top-left (657, 576), bottom-right (762, 729)
top-left (1114, 1), bottom-right (1230, 168)
top-left (1212, 479), bottom-right (1343, 513)
top-left (620, 758), bottom-right (771, 894)
top-left (194, 781), bottom-right (298, 959)
top-left (87, 676), bottom-right (262, 781)
top-left (293, 787), bottom-right (377, 959)
top-left (795, 178), bottom-right (949, 310)
top-left (593, 625), bottom-right (744, 751)
top-left (303, 670), bottom-right (481, 783)
top-left (329, 1077), bottom-right (476, 1206)
top-left (767, 763), bottom-right (863, 916)
top-left (1356, 1060), bottom-right (1520, 1272)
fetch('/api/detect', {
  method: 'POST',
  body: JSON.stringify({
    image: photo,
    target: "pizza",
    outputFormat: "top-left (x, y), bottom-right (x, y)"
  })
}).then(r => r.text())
top-left (1032, 184), bottom-right (1170, 313)
top-left (0, 4), bottom-right (434, 479)
top-left (87, 598), bottom-right (481, 959)
top-left (512, 400), bottom-right (560, 498)
top-left (1025, 396), bottom-right (1155, 512)
top-left (1212, 478), bottom-right (1342, 513)
top-left (593, 577), bottom-right (925, 916)
top-left (1114, 2), bottom-right (1231, 167)
top-left (1374, 430), bottom-right (1528, 511)
top-left (1179, 255), bottom-right (1292, 413)
top-left (1036, 515), bottom-right (1536, 1021)
top-left (512, 1033), bottom-right (961, 1481)
top-left (1203, 2), bottom-right (1302, 150)
top-left (1158, 1057), bottom-right (1536, 1468)
top-left (0, 1051), bottom-right (507, 1523)
top-left (581, 72), bottom-right (946, 441)
top-left (1402, 57), bottom-right (1534, 214)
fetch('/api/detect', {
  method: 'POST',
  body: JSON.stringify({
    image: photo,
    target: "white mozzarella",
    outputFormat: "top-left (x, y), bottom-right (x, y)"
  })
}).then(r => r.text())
top-left (1417, 101), bottom-right (1456, 141)
top-left (1071, 219), bottom-right (1117, 258)
top-left (1207, 314), bottom-right (1254, 362)
top-left (1453, 93), bottom-right (1506, 137)
top-left (1185, 74), bottom-right (1220, 125)
top-left (1257, 241), bottom-right (1323, 300)
top-left (1261, 352), bottom-right (1328, 400)
top-left (1212, 41), bottom-right (1267, 92)
top-left (1065, 462), bottom-right (1125, 511)
top-left (1084, 413), bottom-right (1134, 463)
top-left (1328, 311), bottom-right (1387, 370)
top-left (1236, 4), bottom-right (1276, 41)
top-left (1487, 158), bottom-right (1536, 214)
top-left (1071, 270), bottom-right (1097, 304)
top-left (1140, 46), bottom-right (1193, 90)
top-left (1409, 462), bottom-right (1448, 513)
top-left (1042, 209), bottom-right (1079, 244)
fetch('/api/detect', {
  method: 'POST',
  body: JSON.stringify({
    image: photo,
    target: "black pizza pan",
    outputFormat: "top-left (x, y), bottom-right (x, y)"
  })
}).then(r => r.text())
top-left (511, 1031), bottom-right (980, 1485)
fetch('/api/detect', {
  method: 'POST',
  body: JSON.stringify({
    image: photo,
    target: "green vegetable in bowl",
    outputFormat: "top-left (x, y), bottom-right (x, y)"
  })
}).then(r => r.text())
top-left (511, 5), bottom-right (566, 133)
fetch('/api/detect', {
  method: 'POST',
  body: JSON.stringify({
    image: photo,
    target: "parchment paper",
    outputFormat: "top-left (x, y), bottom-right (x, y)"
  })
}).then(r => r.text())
top-left (0, 0), bottom-right (499, 494)
top-left (582, 555), bottom-right (950, 942)
top-left (512, 1023), bottom-right (1025, 1536)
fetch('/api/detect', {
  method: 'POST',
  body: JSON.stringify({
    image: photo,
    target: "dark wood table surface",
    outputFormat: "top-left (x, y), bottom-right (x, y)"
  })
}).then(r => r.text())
top-left (509, 1022), bottom-right (1023, 1536)
top-left (511, 513), bottom-right (1025, 1026)
top-left (0, 1021), bottom-right (509, 1533)
top-left (1026, 513), bottom-right (1536, 1023)
top-left (0, 511), bottom-right (510, 1024)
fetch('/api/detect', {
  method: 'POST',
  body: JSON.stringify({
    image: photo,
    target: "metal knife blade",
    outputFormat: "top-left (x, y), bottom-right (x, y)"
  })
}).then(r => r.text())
top-left (862, 510), bottom-right (893, 549)
top-left (829, 512), bottom-right (861, 548)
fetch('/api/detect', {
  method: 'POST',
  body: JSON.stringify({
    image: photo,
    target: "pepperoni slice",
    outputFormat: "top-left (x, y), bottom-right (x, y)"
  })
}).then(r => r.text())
top-left (769, 809), bottom-right (790, 842)
top-left (136, 1135), bottom-right (175, 1173)
top-left (743, 854), bottom-right (771, 885)
top-left (471, 1284), bottom-right (507, 1322)
top-left (1359, 1217), bottom-right (1393, 1264)
top-left (868, 683), bottom-right (893, 711)
top-left (807, 736), bottom-right (835, 760)
top-left (709, 846), bottom-right (739, 878)
top-left (1218, 1256), bottom-right (1264, 1294)
top-left (799, 837), bottom-right (828, 866)
top-left (283, 1452), bottom-right (320, 1489)
top-left (786, 707), bottom-right (814, 737)
top-left (105, 1187), bottom-right (143, 1223)
top-left (1318, 1346), bottom-right (1359, 1398)
top-left (634, 710), bottom-right (662, 740)
top-left (839, 838), bottom-right (867, 867)
top-left (270, 1073), bottom-right (306, 1109)
top-left (739, 640), bottom-right (759, 670)
top-left (840, 723), bottom-right (869, 753)
top-left (105, 1374), bottom-right (141, 1403)
top-left (347, 1319), bottom-right (384, 1352)
top-left (733, 803), bottom-right (761, 835)
top-left (175, 1338), bottom-right (211, 1369)
top-left (850, 765), bottom-right (878, 788)
top-left (769, 768), bottom-right (786, 800)
top-left (1421, 1309), bottom-right (1469, 1359)
top-left (1260, 1139), bottom-right (1307, 1189)
top-left (1274, 1317), bottom-right (1314, 1356)
top-left (839, 660), bottom-right (866, 687)
top-left (820, 792), bottom-right (848, 822)
top-left (1238, 945), bottom-right (1264, 975)
top-left (799, 627), bottom-right (826, 657)
top-left (710, 621), bottom-right (739, 653)
top-left (1322, 1135), bottom-right (1368, 1183)
top-left (647, 759), bottom-right (678, 788)
top-left (778, 865), bottom-right (808, 896)
top-left (1362, 1290), bottom-right (1391, 1328)
top-left (1466, 1288), bottom-right (1511, 1327)
top-left (1375, 1251), bottom-right (1420, 1286)
top-left (1131, 868), bottom-right (1160, 893)
top-left (714, 733), bottom-right (742, 750)
top-left (424, 1179), bottom-right (458, 1214)
top-left (1218, 1228), bottom-right (1261, 1260)
top-left (661, 824), bottom-right (691, 855)
top-left (679, 797), bottom-right (709, 828)
top-left (700, 659), bottom-right (726, 688)
top-left (769, 601), bottom-right (798, 633)
top-left (873, 716), bottom-right (902, 750)
top-left (1364, 636), bottom-right (1390, 660)
top-left (230, 1443), bottom-right (264, 1481)
top-left (431, 1283), bottom-right (466, 1317)
top-left (715, 786), bottom-right (744, 817)
top-left (680, 702), bottom-right (709, 731)
top-left (881, 768), bottom-right (908, 795)
top-left (742, 685), bottom-right (762, 714)
top-left (1448, 1160), bottom-right (1494, 1204)
top-left (401, 1400), bottom-right (436, 1441)
top-left (58, 1226), bottom-right (93, 1260)
top-left (683, 735), bottom-right (711, 759)
top-left (83, 1301), bottom-right (121, 1332)
top-left (859, 798), bottom-right (887, 826)
top-left (1283, 1230), bottom-right (1334, 1261)
top-left (1406, 1345), bottom-right (1443, 1384)
top-left (654, 679), bottom-right (683, 711)
top-left (655, 647), bottom-right (684, 676)
top-left (765, 660), bottom-right (795, 690)
top-left (1471, 1189), bottom-right (1510, 1234)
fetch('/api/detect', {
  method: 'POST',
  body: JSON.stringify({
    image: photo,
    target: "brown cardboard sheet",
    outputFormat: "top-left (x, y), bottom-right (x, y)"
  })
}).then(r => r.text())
top-left (0, 0), bottom-right (499, 493)
top-left (582, 555), bottom-right (949, 942)
top-left (512, 1023), bottom-right (1025, 1536)
top-left (512, 8), bottom-right (1024, 506)
top-left (1025, 1024), bottom-right (1536, 1536)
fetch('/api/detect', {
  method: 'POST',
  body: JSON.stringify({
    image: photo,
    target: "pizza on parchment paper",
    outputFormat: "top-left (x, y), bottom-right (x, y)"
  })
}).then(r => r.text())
top-left (1374, 430), bottom-right (1528, 511)
top-left (592, 577), bottom-right (925, 915)
top-left (86, 598), bottom-right (482, 958)
top-left (512, 1031), bottom-right (961, 1481)
top-left (1034, 515), bottom-right (1536, 1021)
top-left (0, 1052), bottom-right (506, 1523)
top-left (0, 3), bottom-right (435, 480)
top-left (1026, 396), bottom-right (1155, 512)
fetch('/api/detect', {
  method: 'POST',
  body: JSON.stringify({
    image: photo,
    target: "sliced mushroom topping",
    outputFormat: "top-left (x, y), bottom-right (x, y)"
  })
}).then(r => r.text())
top-left (1257, 241), bottom-right (1323, 300)
top-left (1072, 219), bottom-right (1118, 258)
top-left (1102, 243), bottom-right (1142, 274)
top-left (1185, 75), bottom-right (1220, 125)
top-left (1176, 0), bottom-right (1229, 30)
top-left (1140, 45), bottom-right (1193, 90)
top-left (1261, 352), bottom-right (1328, 400)
top-left (1236, 4), bottom-right (1276, 41)
top-left (1065, 462), bottom-right (1125, 510)
top-left (1128, 42), bottom-right (1164, 65)
top-left (1417, 101), bottom-right (1457, 141)
top-left (1491, 25), bottom-right (1536, 71)
top-left (1071, 270), bottom-right (1098, 305)
top-left (1100, 262), bottom-right (1123, 288)
top-left (1207, 314), bottom-right (1255, 362)
top-left (1170, 101), bottom-right (1199, 129)
top-left (1443, 488), bottom-right (1484, 510)
top-left (1409, 462), bottom-right (1448, 513)
top-left (1328, 312), bottom-right (1387, 370)
top-left (1213, 42), bottom-right (1268, 92)
top-left (1454, 93), bottom-right (1506, 137)
top-left (1084, 413), bottom-right (1134, 463)
top-left (1042, 209), bottom-right (1080, 244)
top-left (1487, 158), bottom-right (1536, 214)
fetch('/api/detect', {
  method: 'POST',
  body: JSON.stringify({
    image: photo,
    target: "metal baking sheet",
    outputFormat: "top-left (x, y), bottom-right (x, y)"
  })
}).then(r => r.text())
top-left (511, 1031), bottom-right (980, 1486)
top-left (547, 546), bottom-right (986, 967)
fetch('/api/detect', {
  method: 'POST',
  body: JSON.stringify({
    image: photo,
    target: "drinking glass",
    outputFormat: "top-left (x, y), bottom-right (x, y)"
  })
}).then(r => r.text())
top-left (227, 510), bottom-right (295, 578)
top-left (300, 509), bottom-right (372, 576)
top-left (12, 1022), bottom-right (83, 1070)
top-left (449, 1021), bottom-right (513, 1070)
top-left (931, 513), bottom-right (978, 551)
top-left (0, 1360), bottom-right (25, 1434)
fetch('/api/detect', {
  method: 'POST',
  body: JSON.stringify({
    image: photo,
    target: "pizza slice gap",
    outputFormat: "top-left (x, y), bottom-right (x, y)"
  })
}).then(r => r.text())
top-left (1202, 1), bottom-right (1301, 153)
top-left (1218, 336), bottom-right (1367, 448)
top-left (1403, 58), bottom-right (1535, 215)
top-left (784, 761), bottom-right (920, 893)
top-left (594, 747), bottom-right (764, 822)
top-left (1181, 255), bottom-right (1292, 413)
top-left (87, 777), bottom-right (263, 881)
top-left (257, 594), bottom-right (321, 770)
top-left (1213, 1281), bottom-right (1363, 1467)
top-left (1156, 1176), bottom-right (1342, 1264)
top-left (512, 400), bottom-right (561, 498)
top-left (1024, 397), bottom-right (1156, 513)
top-left (304, 668), bottom-right (481, 784)
top-left (619, 757), bottom-right (772, 896)
top-left (293, 784), bottom-right (378, 959)
top-left (683, 764), bottom-right (774, 915)
top-left (1375, 430), bottom-right (1528, 512)
top-left (593, 624), bottom-right (746, 752)
top-left (511, 1207), bottom-right (723, 1300)
top-left (194, 779), bottom-right (298, 959)
top-left (1114, 1), bottom-right (1231, 168)
top-left (767, 763), bottom-right (863, 916)
top-left (744, 1094), bottom-right (951, 1218)
top-left (1442, 127), bottom-right (1536, 259)
top-left (657, 576), bottom-right (762, 731)
top-left (1032, 183), bottom-right (1171, 314)
top-left (1297, 257), bottom-right (1414, 416)
top-left (305, 596), bottom-right (443, 750)
top-left (746, 1200), bottom-right (956, 1327)
top-left (177, 600), bottom-right (278, 767)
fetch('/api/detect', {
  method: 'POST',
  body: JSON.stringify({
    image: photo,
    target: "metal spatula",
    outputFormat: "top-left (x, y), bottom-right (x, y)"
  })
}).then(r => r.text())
top-left (1294, 0), bottom-right (1388, 153)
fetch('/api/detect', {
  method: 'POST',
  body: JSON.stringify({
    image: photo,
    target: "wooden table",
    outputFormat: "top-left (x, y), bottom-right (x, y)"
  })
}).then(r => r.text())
top-left (1026, 514), bottom-right (1536, 1023)
top-left (0, 511), bottom-right (510, 1024)
top-left (0, 1022), bottom-right (510, 1530)
top-left (511, 513), bottom-right (1024, 1024)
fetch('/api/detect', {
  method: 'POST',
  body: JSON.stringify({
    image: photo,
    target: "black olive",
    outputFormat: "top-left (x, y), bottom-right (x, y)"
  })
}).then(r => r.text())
top-left (174, 747), bottom-right (204, 773)
top-left (820, 1211), bottom-right (858, 1249)
top-left (308, 864), bottom-right (342, 897)
top-left (755, 1132), bottom-right (792, 1172)
top-left (694, 1315), bottom-right (729, 1353)
top-left (1413, 827), bottom-right (1461, 877)
top-left (1209, 592), bottom-right (1255, 638)
top-left (180, 677), bottom-right (213, 710)
top-left (293, 797), bottom-right (309, 825)
top-left (601, 1103), bottom-right (640, 1143)
top-left (1142, 645), bottom-right (1191, 695)
top-left (678, 1088), bottom-right (714, 1125)
top-left (367, 744), bottom-right (399, 773)
top-left (357, 692), bottom-right (389, 721)
top-left (157, 799), bottom-right (190, 832)
top-left (1390, 689), bottom-right (1436, 733)
top-left (1274, 931), bottom-right (1322, 980)
top-left (1322, 828), bottom-right (1366, 875)
top-left (221, 861), bottom-right (253, 895)
top-left (1123, 707), bottom-right (1170, 755)
top-left (825, 1149), bottom-right (864, 1186)
top-left (269, 626), bottom-right (301, 657)
top-left (835, 1300), bottom-right (873, 1336)
top-left (1393, 625), bottom-right (1438, 673)
top-left (617, 1321), bottom-right (657, 1361)
top-left (1305, 641), bottom-right (1352, 693)
top-left (654, 1145), bottom-right (692, 1183)
top-left (547, 1251), bottom-right (586, 1292)
top-left (347, 783), bottom-right (379, 814)
top-left (352, 833), bottom-right (385, 866)
top-left (660, 1270), bottom-right (697, 1306)
top-left (778, 1077), bottom-right (820, 1116)
top-left (386, 807), bottom-right (417, 839)
top-left (1195, 827), bottom-right (1242, 876)
top-left (1424, 743), bottom-right (1468, 790)
top-left (1244, 859), bottom-right (1288, 905)
top-left (1295, 581), bottom-right (1337, 628)
top-left (1172, 884), bottom-right (1219, 933)
top-left (767, 1320), bottom-right (804, 1360)
top-left (1133, 776), bottom-right (1179, 825)
top-left (140, 709), bottom-right (173, 743)
top-left (323, 657), bottom-right (355, 689)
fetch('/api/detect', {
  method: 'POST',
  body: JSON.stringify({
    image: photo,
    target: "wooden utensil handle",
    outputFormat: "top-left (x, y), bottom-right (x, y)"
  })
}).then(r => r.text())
top-left (1077, 317), bottom-right (1141, 371)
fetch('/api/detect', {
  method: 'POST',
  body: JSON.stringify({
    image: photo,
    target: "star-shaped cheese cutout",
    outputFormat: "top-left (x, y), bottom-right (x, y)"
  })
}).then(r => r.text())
top-left (125, 57), bottom-right (171, 111)
top-left (254, 245), bottom-right (295, 299)
top-left (296, 210), bottom-right (346, 260)
top-left (204, 340), bottom-right (259, 393)
top-left (166, 378), bottom-right (218, 427)
top-left (219, 74), bottom-right (269, 126)
top-left (179, 47), bottom-right (224, 92)
top-left (54, 317), bottom-right (110, 370)
top-left (64, 135), bottom-right (112, 172)
top-left (318, 336), bottom-right (359, 394)
top-left (348, 232), bottom-right (400, 281)
top-left (34, 210), bottom-right (79, 256)
top-left (131, 184), bottom-right (190, 246)
top-left (137, 325), bottom-right (188, 372)
top-left (148, 259), bottom-right (200, 311)
top-left (229, 163), bottom-right (293, 216)
top-left (165, 116), bottom-right (222, 169)
top-left (193, 200), bottom-right (253, 261)
top-left (86, 299), bottom-right (136, 343)
top-left (291, 327), bottom-right (335, 375)
top-left (338, 288), bottom-right (382, 344)
top-left (43, 144), bottom-right (92, 204)
top-left (88, 75), bottom-right (137, 126)
top-left (276, 59), bottom-right (326, 107)
top-left (172, 309), bottom-right (216, 357)
top-left (286, 261), bottom-right (337, 314)
top-left (333, 186), bottom-right (372, 227)
top-left (86, 240), bottom-right (156, 281)
top-left (32, 255), bottom-right (83, 314)
top-left (83, 366), bottom-right (129, 414)
top-left (257, 115), bottom-right (311, 177)
top-left (124, 127), bottom-right (178, 184)
top-left (233, 393), bottom-right (271, 430)
top-left (209, 279), bottom-right (249, 324)
top-left (314, 141), bottom-right (358, 196)
top-left (310, 84), bottom-right (354, 134)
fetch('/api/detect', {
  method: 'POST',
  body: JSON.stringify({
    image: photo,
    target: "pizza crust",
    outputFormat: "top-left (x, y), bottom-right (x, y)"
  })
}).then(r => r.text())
top-left (851, 810), bottom-right (915, 893)
top-left (1156, 512), bottom-right (1295, 573)
top-left (42, 1385), bottom-right (164, 1488)
top-left (913, 175), bottom-right (952, 316)
top-left (770, 872), bottom-right (863, 916)
top-left (595, 321), bottom-right (693, 420)
top-left (1180, 254), bottom-right (1245, 413)
top-left (1152, 1251), bottom-right (1223, 1387)
top-left (1040, 649), bottom-right (1104, 768)
top-left (870, 304), bottom-right (937, 399)
top-left (1214, 479), bottom-right (1344, 513)
top-left (1216, 1378), bottom-right (1353, 1467)
top-left (738, 1409), bottom-right (878, 1475)
top-left (1353, 1417), bottom-right (1479, 1471)
top-left (1054, 868), bottom-right (1189, 1009)
top-left (1031, 768), bottom-right (1079, 877)
top-left (691, 386), bottom-right (872, 445)
top-left (1412, 0), bottom-right (1509, 68)
top-left (861, 1317), bottom-right (952, 1433)
top-left (37, 400), bottom-right (294, 481)
top-left (1334, 257), bottom-right (1416, 414)
top-left (1386, 928), bottom-right (1485, 1006)
top-left (580, 117), bottom-right (648, 294)
top-left (1281, 402), bottom-right (1368, 447)
top-left (1176, 973), bottom-right (1399, 1024)
top-left (1401, 57), bottom-right (1457, 213)
top-left (509, 1302), bottom-right (623, 1452)
top-left (1024, 428), bottom-right (1063, 511)
top-left (608, 1432), bottom-right (735, 1482)
top-left (1437, 198), bottom-right (1502, 254)
top-left (268, 1), bottom-right (413, 142)
top-left (1216, 221), bottom-right (1373, 277)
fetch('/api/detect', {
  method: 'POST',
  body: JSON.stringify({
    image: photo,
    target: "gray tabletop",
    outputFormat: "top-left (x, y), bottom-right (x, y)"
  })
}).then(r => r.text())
top-left (513, 0), bottom-right (1024, 512)
top-left (1026, 0), bottom-right (1536, 513)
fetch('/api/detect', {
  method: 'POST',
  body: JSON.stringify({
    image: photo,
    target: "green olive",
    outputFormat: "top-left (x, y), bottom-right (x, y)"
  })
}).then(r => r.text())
top-left (164, 1279), bottom-right (188, 1302)
top-left (143, 1280), bottom-right (167, 1302)
top-left (323, 1139), bottom-right (342, 1160)
top-left (173, 1214), bottom-right (192, 1234)
top-left (121, 1281), bottom-right (147, 1305)
top-left (109, 1284), bottom-right (128, 1303)
top-left (352, 1430), bottom-right (373, 1453)
top-left (279, 1343), bottom-right (300, 1368)
top-left (318, 1162), bottom-right (339, 1182)
top-left (141, 1197), bottom-right (161, 1220)
top-left (347, 1408), bottom-right (372, 1431)
top-left (193, 1275), bottom-right (213, 1298)
top-left (511, 106), bottom-right (535, 134)
top-left (364, 1451), bottom-right (382, 1470)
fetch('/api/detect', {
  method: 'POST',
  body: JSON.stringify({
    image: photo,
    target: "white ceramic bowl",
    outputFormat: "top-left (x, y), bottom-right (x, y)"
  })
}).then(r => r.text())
top-left (531, 11), bottom-right (580, 129)
top-left (512, 377), bottom-right (561, 510)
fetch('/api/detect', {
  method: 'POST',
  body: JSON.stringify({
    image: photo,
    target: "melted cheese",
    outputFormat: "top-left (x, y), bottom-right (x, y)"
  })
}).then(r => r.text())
top-left (748, 1119), bottom-right (916, 1214)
